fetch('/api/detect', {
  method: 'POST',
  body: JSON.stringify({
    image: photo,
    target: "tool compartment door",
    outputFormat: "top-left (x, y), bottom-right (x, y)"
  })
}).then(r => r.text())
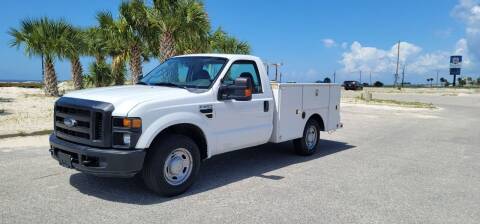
top-left (327, 85), bottom-right (341, 131)
top-left (271, 84), bottom-right (304, 142)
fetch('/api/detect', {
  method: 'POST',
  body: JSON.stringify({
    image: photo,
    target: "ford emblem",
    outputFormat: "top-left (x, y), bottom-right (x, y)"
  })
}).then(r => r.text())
top-left (64, 117), bottom-right (77, 128)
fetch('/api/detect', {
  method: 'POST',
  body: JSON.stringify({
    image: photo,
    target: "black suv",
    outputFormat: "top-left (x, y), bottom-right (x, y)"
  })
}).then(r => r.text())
top-left (343, 81), bottom-right (363, 90)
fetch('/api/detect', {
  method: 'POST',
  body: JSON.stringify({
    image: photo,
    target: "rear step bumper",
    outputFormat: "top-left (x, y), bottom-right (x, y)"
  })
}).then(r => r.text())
top-left (49, 134), bottom-right (146, 178)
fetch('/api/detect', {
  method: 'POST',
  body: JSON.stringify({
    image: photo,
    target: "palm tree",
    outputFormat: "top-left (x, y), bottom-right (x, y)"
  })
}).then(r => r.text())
top-left (209, 27), bottom-right (250, 54)
top-left (148, 0), bottom-right (210, 62)
top-left (120, 0), bottom-right (149, 84)
top-left (84, 27), bottom-right (108, 65)
top-left (97, 11), bottom-right (130, 85)
top-left (84, 26), bottom-right (113, 87)
top-left (58, 27), bottom-right (86, 90)
top-left (426, 78), bottom-right (434, 87)
top-left (9, 17), bottom-right (72, 96)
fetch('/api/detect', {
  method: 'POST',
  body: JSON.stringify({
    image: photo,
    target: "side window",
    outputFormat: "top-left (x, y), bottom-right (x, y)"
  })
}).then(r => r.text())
top-left (223, 61), bottom-right (263, 93)
top-left (177, 63), bottom-right (189, 82)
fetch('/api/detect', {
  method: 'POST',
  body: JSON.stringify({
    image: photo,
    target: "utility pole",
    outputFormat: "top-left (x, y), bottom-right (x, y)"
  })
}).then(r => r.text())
top-left (401, 63), bottom-right (406, 88)
top-left (359, 70), bottom-right (362, 83)
top-left (394, 40), bottom-right (401, 87)
top-left (369, 71), bottom-right (372, 85)
top-left (436, 70), bottom-right (439, 87)
top-left (271, 63), bottom-right (283, 82)
top-left (333, 71), bottom-right (336, 83)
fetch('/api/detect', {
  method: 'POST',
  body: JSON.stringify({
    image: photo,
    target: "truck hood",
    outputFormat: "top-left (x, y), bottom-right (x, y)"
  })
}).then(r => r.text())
top-left (63, 85), bottom-right (196, 116)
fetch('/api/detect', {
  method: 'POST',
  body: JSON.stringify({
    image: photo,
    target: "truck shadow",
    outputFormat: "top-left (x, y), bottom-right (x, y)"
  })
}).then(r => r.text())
top-left (69, 139), bottom-right (355, 205)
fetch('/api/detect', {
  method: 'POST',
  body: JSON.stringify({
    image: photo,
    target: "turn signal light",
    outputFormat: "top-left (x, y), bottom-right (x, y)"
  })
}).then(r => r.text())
top-left (244, 88), bottom-right (252, 97)
top-left (123, 118), bottom-right (142, 129)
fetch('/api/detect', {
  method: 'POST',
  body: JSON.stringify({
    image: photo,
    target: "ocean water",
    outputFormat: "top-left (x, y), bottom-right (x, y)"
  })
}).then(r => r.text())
top-left (0, 79), bottom-right (42, 83)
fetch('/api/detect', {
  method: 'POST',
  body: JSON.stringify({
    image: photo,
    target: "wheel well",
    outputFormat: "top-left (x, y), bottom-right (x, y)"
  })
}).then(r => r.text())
top-left (309, 114), bottom-right (325, 131)
top-left (151, 123), bottom-right (208, 160)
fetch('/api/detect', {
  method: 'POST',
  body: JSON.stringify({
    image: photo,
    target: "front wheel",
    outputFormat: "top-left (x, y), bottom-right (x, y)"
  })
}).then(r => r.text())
top-left (293, 119), bottom-right (320, 156)
top-left (142, 134), bottom-right (201, 196)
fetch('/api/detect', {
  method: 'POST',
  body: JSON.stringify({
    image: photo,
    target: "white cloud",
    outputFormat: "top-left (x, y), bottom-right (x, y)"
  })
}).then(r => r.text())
top-left (340, 41), bottom-right (449, 77)
top-left (341, 42), bottom-right (348, 49)
top-left (409, 52), bottom-right (450, 74)
top-left (452, 0), bottom-right (480, 68)
top-left (322, 38), bottom-right (337, 48)
top-left (340, 0), bottom-right (480, 80)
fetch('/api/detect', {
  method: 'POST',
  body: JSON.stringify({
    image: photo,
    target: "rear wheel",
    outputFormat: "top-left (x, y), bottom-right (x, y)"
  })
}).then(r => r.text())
top-left (293, 119), bottom-right (320, 156)
top-left (142, 134), bottom-right (201, 196)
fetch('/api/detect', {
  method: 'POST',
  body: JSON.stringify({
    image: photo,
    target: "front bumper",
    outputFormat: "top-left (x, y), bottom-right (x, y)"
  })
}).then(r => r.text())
top-left (49, 134), bottom-right (146, 178)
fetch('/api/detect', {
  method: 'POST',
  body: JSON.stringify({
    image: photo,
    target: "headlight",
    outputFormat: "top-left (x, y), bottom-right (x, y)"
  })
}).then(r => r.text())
top-left (123, 133), bottom-right (131, 145)
top-left (112, 117), bottom-right (142, 149)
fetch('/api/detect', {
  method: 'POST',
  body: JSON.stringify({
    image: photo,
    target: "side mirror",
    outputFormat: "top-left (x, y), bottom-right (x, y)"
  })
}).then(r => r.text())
top-left (218, 77), bottom-right (253, 101)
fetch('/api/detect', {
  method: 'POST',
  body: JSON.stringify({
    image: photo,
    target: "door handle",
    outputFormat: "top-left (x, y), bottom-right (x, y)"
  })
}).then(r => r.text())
top-left (264, 101), bottom-right (269, 112)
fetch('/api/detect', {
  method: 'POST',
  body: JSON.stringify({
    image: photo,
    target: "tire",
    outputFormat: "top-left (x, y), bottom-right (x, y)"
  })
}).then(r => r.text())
top-left (142, 134), bottom-right (201, 196)
top-left (293, 119), bottom-right (320, 156)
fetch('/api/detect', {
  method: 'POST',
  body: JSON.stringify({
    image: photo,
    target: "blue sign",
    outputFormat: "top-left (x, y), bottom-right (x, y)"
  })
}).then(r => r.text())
top-left (450, 68), bottom-right (460, 76)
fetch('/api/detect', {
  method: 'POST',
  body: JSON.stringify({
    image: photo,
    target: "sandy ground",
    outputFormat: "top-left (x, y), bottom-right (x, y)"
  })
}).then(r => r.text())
top-left (0, 87), bottom-right (57, 136)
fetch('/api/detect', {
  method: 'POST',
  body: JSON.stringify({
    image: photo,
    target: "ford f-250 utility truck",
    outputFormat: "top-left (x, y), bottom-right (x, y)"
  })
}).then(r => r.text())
top-left (49, 54), bottom-right (342, 196)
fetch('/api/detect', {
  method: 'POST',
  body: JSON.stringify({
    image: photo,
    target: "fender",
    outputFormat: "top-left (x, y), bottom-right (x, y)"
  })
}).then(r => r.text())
top-left (135, 111), bottom-right (214, 157)
top-left (303, 108), bottom-right (329, 130)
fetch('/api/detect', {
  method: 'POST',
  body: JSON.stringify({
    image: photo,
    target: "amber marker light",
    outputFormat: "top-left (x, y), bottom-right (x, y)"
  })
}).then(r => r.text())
top-left (122, 118), bottom-right (142, 128)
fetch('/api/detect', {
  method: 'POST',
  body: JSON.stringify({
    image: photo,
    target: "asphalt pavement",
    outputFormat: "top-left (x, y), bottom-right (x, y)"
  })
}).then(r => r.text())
top-left (1, 93), bottom-right (479, 224)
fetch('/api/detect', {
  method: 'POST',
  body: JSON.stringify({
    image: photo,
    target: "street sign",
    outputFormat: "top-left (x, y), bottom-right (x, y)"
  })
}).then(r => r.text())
top-left (450, 55), bottom-right (462, 76)
top-left (449, 55), bottom-right (462, 86)
top-left (450, 55), bottom-right (462, 69)
top-left (450, 68), bottom-right (461, 76)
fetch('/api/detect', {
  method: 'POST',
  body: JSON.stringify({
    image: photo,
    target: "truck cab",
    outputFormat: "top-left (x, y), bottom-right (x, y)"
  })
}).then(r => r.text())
top-left (50, 54), bottom-right (341, 196)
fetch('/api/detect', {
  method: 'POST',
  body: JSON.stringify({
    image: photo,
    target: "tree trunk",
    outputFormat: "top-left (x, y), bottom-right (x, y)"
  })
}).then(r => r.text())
top-left (112, 55), bottom-right (125, 85)
top-left (129, 43), bottom-right (142, 84)
top-left (95, 55), bottom-right (106, 65)
top-left (159, 31), bottom-right (176, 63)
top-left (44, 56), bottom-right (59, 96)
top-left (71, 56), bottom-right (83, 90)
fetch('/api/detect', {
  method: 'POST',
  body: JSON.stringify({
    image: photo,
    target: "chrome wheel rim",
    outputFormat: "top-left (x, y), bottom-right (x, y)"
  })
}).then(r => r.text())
top-left (163, 148), bottom-right (193, 186)
top-left (305, 125), bottom-right (318, 150)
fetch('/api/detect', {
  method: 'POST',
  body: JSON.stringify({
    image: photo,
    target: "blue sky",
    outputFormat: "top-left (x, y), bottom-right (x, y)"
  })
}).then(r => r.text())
top-left (1, 0), bottom-right (478, 84)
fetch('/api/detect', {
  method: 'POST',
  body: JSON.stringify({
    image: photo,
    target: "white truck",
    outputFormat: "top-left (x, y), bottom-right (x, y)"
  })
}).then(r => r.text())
top-left (49, 54), bottom-right (342, 196)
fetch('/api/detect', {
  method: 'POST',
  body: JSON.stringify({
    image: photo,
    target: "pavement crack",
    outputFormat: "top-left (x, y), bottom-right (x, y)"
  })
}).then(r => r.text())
top-left (32, 172), bottom-right (63, 180)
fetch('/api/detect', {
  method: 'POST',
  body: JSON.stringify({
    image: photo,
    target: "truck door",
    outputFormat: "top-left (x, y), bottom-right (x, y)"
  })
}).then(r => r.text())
top-left (213, 60), bottom-right (273, 154)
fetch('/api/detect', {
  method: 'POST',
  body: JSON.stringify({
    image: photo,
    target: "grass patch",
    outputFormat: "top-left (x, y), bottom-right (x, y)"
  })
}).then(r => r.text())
top-left (0, 129), bottom-right (52, 139)
top-left (0, 97), bottom-right (14, 102)
top-left (0, 82), bottom-right (43, 88)
top-left (355, 96), bottom-right (436, 109)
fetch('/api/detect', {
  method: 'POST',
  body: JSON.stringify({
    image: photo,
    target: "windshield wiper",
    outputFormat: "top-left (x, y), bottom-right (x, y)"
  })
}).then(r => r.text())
top-left (152, 82), bottom-right (187, 89)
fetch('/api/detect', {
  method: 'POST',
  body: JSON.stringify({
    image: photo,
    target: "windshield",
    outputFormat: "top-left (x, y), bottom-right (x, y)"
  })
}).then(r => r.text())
top-left (139, 56), bottom-right (228, 89)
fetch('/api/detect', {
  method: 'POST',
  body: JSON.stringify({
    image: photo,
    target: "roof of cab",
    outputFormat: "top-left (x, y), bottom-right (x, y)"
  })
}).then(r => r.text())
top-left (174, 53), bottom-right (260, 61)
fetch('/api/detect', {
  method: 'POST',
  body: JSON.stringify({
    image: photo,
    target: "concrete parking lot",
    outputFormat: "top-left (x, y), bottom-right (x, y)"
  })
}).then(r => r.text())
top-left (1, 92), bottom-right (479, 223)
